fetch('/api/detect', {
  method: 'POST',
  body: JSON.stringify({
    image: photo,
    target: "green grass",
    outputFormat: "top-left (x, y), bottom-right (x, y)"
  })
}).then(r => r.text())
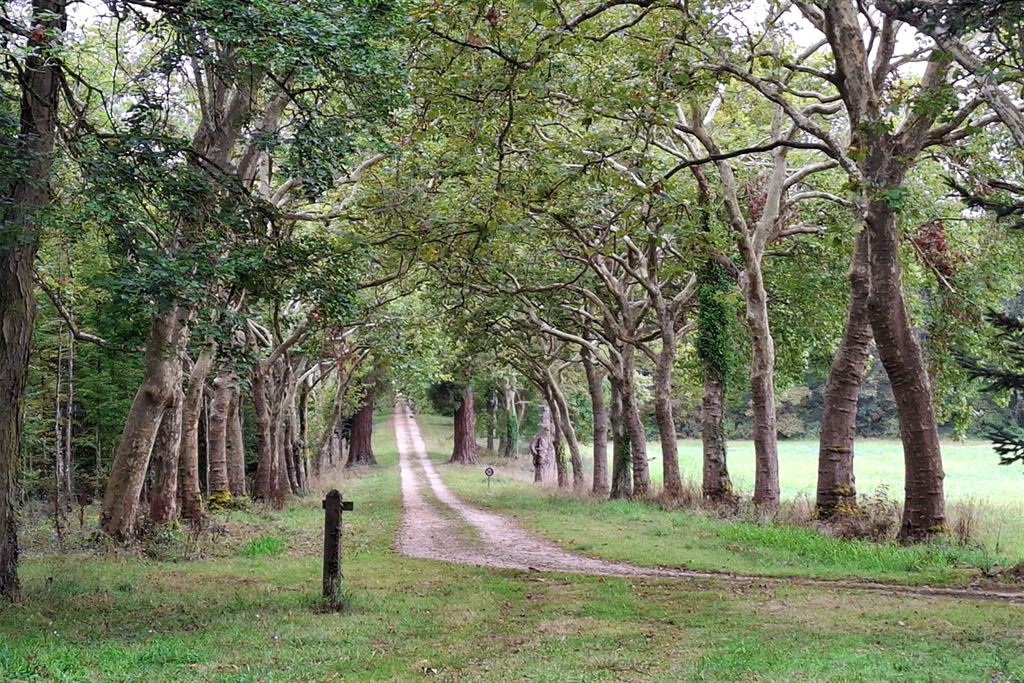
top-left (3, 413), bottom-right (1024, 682)
top-left (657, 437), bottom-right (1024, 553)
top-left (418, 414), bottom-right (1022, 583)
top-left (464, 412), bottom-right (1024, 504)
top-left (239, 534), bottom-right (286, 558)
top-left (665, 438), bottom-right (1023, 502)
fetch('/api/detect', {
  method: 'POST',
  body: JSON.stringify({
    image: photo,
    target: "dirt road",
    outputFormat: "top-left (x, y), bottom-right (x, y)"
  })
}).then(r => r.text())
top-left (393, 406), bottom-right (1024, 604)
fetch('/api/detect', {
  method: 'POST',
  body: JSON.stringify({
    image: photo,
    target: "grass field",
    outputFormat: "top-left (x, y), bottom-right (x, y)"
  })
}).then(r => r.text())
top-left (3, 413), bottom-right (1024, 682)
top-left (491, 425), bottom-right (1023, 504)
top-left (668, 438), bottom-right (1022, 503)
top-left (417, 414), bottom-right (1024, 566)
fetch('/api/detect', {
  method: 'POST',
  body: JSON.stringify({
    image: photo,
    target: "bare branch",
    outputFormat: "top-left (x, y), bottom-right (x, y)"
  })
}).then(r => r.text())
top-left (33, 273), bottom-right (109, 347)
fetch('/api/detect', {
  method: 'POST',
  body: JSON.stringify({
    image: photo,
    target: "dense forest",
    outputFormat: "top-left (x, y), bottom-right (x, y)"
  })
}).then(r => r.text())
top-left (3, 0), bottom-right (1024, 607)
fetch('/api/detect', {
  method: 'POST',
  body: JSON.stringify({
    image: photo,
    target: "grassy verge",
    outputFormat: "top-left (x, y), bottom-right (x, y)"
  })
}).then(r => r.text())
top-left (418, 414), bottom-right (1017, 586)
top-left (3, 413), bottom-right (1023, 682)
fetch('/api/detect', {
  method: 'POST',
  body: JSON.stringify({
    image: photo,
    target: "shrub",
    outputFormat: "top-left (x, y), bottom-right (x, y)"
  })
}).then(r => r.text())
top-left (827, 485), bottom-right (901, 542)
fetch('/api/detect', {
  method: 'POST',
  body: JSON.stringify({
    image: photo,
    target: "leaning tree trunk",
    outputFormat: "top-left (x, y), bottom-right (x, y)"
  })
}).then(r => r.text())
top-left (544, 388), bottom-right (569, 489)
top-left (179, 347), bottom-right (214, 521)
top-left (346, 385), bottom-right (377, 467)
top-left (149, 382), bottom-right (184, 523)
top-left (619, 346), bottom-right (651, 497)
top-left (866, 196), bottom-right (946, 540)
top-left (652, 320), bottom-right (683, 498)
top-left (608, 375), bottom-right (632, 499)
top-left (449, 386), bottom-right (479, 465)
top-left (816, 231), bottom-right (872, 519)
top-left (226, 386), bottom-right (246, 497)
top-left (548, 374), bottom-right (585, 489)
top-left (582, 349), bottom-right (609, 495)
top-left (820, 0), bottom-right (948, 541)
top-left (207, 373), bottom-right (233, 508)
top-left (741, 264), bottom-right (780, 507)
top-left (1, 0), bottom-right (63, 598)
top-left (100, 307), bottom-right (187, 540)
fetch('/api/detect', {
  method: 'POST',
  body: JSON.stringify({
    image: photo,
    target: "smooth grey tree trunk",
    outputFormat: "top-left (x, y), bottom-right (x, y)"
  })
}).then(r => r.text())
top-left (582, 349), bottom-right (609, 495)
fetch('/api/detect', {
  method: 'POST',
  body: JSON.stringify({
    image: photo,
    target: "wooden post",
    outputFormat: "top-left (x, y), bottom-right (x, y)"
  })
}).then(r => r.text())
top-left (322, 489), bottom-right (353, 607)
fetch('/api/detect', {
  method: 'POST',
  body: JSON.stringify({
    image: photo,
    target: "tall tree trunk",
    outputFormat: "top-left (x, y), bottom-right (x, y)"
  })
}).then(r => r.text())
top-left (547, 373), bottom-right (585, 489)
top-left (250, 362), bottom-right (277, 502)
top-left (226, 386), bottom-right (246, 497)
top-left (449, 386), bottom-right (479, 465)
top-left (697, 259), bottom-right (733, 502)
top-left (619, 346), bottom-right (651, 497)
top-left (207, 373), bottom-right (233, 508)
top-left (270, 359), bottom-right (298, 500)
top-left (53, 339), bottom-right (67, 534)
top-left (701, 365), bottom-right (730, 501)
top-left (582, 349), bottom-right (609, 495)
top-left (346, 385), bottom-right (377, 467)
top-left (64, 333), bottom-right (74, 504)
top-left (816, 231), bottom-right (872, 518)
top-left (149, 382), bottom-right (184, 523)
top-left (608, 376), bottom-right (632, 499)
top-left (652, 326), bottom-right (683, 498)
top-left (486, 390), bottom-right (496, 452)
top-left (530, 403), bottom-right (554, 483)
top-left (821, 0), bottom-right (950, 541)
top-left (314, 374), bottom-right (348, 474)
top-left (179, 348), bottom-right (214, 520)
top-left (101, 306), bottom-right (188, 539)
top-left (554, 434), bottom-right (568, 489)
top-left (866, 198), bottom-right (946, 540)
top-left (275, 418), bottom-right (290, 504)
top-left (544, 388), bottom-right (569, 488)
top-left (741, 264), bottom-right (780, 507)
top-left (294, 384), bottom-right (308, 493)
top-left (282, 411), bottom-right (299, 494)
top-left (499, 383), bottom-right (519, 458)
top-left (1, 0), bottom-right (63, 598)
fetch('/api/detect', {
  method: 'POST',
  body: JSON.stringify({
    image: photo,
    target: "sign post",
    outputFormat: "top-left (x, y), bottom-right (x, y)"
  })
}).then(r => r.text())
top-left (484, 466), bottom-right (494, 490)
top-left (322, 489), bottom-right (354, 608)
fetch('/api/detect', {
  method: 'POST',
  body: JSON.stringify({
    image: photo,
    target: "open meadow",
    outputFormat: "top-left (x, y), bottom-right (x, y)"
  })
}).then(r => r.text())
top-left (416, 414), bottom-right (1024, 565)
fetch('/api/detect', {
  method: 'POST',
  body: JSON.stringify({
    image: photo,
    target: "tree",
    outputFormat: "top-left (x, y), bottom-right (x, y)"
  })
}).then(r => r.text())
top-left (450, 385), bottom-right (479, 465)
top-left (82, 0), bottom-right (404, 534)
top-left (696, 258), bottom-right (735, 501)
top-left (815, 1), bottom-right (957, 539)
top-left (816, 233), bottom-right (871, 517)
top-left (346, 381), bottom-right (379, 468)
top-left (1, 0), bottom-right (65, 600)
top-left (962, 312), bottom-right (1024, 465)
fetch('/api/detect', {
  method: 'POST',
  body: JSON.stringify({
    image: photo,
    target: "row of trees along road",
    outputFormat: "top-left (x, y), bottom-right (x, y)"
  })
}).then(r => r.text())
top-left (3, 0), bottom-right (1024, 598)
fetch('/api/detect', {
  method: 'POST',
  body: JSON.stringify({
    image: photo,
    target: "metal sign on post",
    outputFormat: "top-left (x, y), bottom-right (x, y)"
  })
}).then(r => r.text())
top-left (484, 466), bottom-right (494, 489)
top-left (322, 489), bottom-right (354, 608)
